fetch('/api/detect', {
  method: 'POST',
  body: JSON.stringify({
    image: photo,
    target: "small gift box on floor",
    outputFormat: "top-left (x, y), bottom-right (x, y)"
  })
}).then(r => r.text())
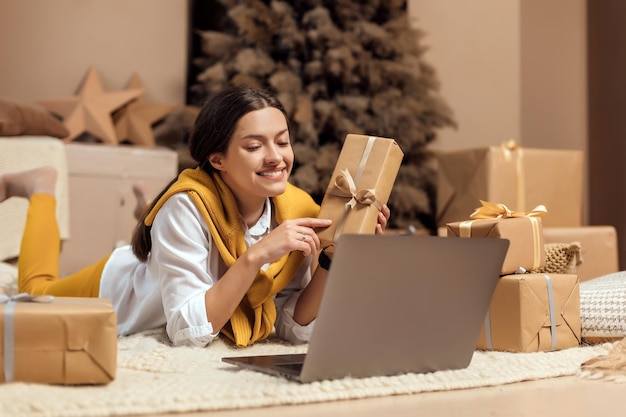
top-left (1, 294), bottom-right (118, 385)
top-left (317, 134), bottom-right (404, 250)
top-left (446, 200), bottom-right (547, 275)
top-left (477, 273), bottom-right (581, 352)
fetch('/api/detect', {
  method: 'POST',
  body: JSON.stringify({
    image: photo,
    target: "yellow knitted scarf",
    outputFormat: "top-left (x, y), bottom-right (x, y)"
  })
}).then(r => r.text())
top-left (144, 167), bottom-right (320, 347)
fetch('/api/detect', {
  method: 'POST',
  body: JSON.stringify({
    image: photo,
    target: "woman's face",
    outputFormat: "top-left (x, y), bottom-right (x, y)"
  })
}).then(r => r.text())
top-left (209, 107), bottom-right (293, 207)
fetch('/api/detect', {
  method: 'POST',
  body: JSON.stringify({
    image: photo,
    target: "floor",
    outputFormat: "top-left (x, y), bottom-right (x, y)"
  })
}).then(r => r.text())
top-left (131, 375), bottom-right (624, 417)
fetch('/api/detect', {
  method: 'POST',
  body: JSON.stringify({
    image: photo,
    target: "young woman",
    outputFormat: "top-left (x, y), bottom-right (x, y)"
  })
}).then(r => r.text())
top-left (1, 86), bottom-right (390, 348)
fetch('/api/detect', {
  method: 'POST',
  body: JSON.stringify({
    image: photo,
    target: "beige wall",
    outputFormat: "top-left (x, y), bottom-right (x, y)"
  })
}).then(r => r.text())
top-left (520, 0), bottom-right (587, 153)
top-left (409, 0), bottom-right (522, 151)
top-left (0, 0), bottom-right (187, 104)
top-left (409, 0), bottom-right (586, 154)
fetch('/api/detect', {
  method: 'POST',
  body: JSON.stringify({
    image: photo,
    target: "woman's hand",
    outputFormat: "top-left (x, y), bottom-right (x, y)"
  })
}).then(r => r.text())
top-left (375, 204), bottom-right (391, 234)
top-left (246, 218), bottom-right (332, 267)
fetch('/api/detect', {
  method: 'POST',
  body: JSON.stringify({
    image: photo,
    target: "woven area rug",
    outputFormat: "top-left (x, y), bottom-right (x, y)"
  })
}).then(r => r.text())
top-left (0, 329), bottom-right (615, 417)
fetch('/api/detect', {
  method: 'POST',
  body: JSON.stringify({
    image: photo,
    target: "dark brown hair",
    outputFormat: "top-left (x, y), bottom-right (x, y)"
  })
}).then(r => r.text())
top-left (130, 86), bottom-right (288, 262)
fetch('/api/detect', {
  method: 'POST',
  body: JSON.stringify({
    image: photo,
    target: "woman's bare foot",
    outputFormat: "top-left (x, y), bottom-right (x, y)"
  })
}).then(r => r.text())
top-left (132, 180), bottom-right (153, 220)
top-left (0, 167), bottom-right (57, 203)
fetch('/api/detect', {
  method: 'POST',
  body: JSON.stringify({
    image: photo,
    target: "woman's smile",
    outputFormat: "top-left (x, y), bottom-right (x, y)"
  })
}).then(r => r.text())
top-left (258, 168), bottom-right (286, 180)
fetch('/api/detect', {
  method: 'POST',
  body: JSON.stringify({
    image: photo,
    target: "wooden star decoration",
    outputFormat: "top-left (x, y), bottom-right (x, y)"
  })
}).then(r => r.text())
top-left (38, 66), bottom-right (143, 144)
top-left (113, 73), bottom-right (177, 147)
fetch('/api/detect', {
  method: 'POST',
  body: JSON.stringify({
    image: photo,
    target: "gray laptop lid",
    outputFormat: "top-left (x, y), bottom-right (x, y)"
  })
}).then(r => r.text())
top-left (223, 234), bottom-right (509, 383)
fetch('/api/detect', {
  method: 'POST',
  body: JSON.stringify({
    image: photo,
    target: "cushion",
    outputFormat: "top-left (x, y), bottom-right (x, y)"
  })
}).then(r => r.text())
top-left (580, 271), bottom-right (626, 343)
top-left (0, 99), bottom-right (69, 138)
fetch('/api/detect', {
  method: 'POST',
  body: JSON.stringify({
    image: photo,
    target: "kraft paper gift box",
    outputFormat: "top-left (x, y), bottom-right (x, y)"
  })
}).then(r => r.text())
top-left (435, 141), bottom-right (583, 228)
top-left (446, 202), bottom-right (547, 275)
top-left (317, 134), bottom-right (404, 249)
top-left (543, 226), bottom-right (620, 282)
top-left (477, 273), bottom-right (581, 353)
top-left (0, 295), bottom-right (117, 385)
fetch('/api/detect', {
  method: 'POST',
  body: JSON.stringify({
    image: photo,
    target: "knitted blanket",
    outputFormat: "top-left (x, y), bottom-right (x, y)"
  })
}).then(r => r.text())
top-left (0, 328), bottom-right (614, 417)
top-left (0, 137), bottom-right (70, 261)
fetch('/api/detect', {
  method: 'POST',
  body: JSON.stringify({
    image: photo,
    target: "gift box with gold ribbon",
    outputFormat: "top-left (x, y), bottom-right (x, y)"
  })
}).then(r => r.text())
top-left (317, 134), bottom-right (404, 250)
top-left (477, 273), bottom-right (581, 352)
top-left (435, 140), bottom-right (583, 228)
top-left (0, 294), bottom-right (117, 385)
top-left (446, 200), bottom-right (547, 275)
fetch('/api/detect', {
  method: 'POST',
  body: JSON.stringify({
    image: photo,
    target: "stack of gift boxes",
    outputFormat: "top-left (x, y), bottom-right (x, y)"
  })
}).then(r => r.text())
top-left (436, 140), bottom-right (619, 283)
top-left (446, 201), bottom-right (581, 352)
top-left (436, 141), bottom-right (619, 352)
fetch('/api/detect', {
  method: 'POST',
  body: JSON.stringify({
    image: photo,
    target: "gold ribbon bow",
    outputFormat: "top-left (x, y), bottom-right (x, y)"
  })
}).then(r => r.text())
top-left (470, 200), bottom-right (548, 220)
top-left (326, 168), bottom-right (383, 242)
top-left (501, 138), bottom-right (519, 157)
top-left (328, 168), bottom-right (383, 211)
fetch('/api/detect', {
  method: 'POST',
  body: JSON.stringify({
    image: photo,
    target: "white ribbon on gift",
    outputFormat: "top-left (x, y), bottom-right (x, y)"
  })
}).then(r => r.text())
top-left (483, 274), bottom-right (557, 351)
top-left (544, 274), bottom-right (558, 351)
top-left (1, 293), bottom-right (54, 383)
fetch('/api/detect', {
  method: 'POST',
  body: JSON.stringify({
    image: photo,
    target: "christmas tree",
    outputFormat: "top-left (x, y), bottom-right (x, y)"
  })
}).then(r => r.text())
top-left (188, 0), bottom-right (456, 231)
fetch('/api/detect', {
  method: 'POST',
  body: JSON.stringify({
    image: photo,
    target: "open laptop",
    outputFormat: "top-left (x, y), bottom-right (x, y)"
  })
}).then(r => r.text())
top-left (222, 233), bottom-right (509, 383)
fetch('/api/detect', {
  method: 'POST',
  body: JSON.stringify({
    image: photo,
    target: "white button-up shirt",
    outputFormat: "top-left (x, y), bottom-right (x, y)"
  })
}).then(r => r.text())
top-left (99, 193), bottom-right (315, 346)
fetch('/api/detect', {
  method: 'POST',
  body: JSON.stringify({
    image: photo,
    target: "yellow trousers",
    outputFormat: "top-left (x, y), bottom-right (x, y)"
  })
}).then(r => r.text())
top-left (18, 193), bottom-right (108, 297)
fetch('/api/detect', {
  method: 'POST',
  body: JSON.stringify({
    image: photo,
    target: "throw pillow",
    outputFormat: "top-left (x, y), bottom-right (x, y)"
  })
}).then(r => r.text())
top-left (580, 271), bottom-right (626, 343)
top-left (0, 99), bottom-right (69, 138)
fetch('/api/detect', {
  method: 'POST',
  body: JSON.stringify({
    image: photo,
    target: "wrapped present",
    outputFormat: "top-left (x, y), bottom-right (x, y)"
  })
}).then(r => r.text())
top-left (317, 134), bottom-right (404, 250)
top-left (446, 201), bottom-right (547, 275)
top-left (1, 294), bottom-right (117, 385)
top-left (477, 273), bottom-right (581, 352)
top-left (543, 226), bottom-right (619, 282)
top-left (435, 140), bottom-right (583, 228)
